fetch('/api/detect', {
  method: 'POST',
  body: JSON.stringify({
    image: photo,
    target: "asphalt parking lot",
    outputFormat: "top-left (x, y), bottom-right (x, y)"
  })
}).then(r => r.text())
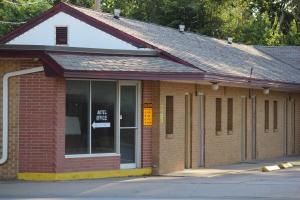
top-left (0, 165), bottom-right (300, 200)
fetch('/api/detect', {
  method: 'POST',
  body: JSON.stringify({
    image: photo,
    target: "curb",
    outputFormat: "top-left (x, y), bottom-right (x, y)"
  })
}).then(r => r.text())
top-left (278, 162), bottom-right (294, 169)
top-left (262, 165), bottom-right (281, 172)
top-left (290, 161), bottom-right (300, 166)
top-left (262, 162), bottom-right (295, 172)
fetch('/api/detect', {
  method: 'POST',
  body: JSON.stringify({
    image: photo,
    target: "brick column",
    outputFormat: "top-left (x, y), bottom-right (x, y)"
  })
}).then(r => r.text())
top-left (151, 81), bottom-right (160, 174)
top-left (19, 73), bottom-right (60, 173)
top-left (141, 81), bottom-right (153, 168)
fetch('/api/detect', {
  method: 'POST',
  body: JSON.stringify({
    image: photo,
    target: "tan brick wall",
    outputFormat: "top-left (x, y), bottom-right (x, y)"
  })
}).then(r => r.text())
top-left (284, 95), bottom-right (296, 156)
top-left (191, 92), bottom-right (200, 168)
top-left (200, 86), bottom-right (248, 167)
top-left (156, 82), bottom-right (194, 174)
top-left (203, 88), bottom-right (292, 166)
top-left (295, 95), bottom-right (300, 154)
top-left (0, 59), bottom-right (40, 179)
top-left (152, 81), bottom-right (160, 174)
top-left (255, 93), bottom-right (286, 159)
top-left (155, 81), bottom-right (300, 174)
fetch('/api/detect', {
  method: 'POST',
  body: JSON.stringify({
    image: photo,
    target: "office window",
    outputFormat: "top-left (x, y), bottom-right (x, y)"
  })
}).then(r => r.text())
top-left (216, 98), bottom-right (222, 134)
top-left (265, 100), bottom-right (269, 131)
top-left (166, 96), bottom-right (174, 135)
top-left (273, 101), bottom-right (278, 131)
top-left (65, 80), bottom-right (116, 155)
top-left (56, 27), bottom-right (68, 45)
top-left (91, 81), bottom-right (116, 153)
top-left (227, 98), bottom-right (233, 133)
top-left (65, 80), bottom-right (89, 154)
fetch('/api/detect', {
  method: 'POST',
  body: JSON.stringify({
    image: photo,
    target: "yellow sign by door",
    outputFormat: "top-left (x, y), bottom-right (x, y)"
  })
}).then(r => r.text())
top-left (144, 106), bottom-right (153, 127)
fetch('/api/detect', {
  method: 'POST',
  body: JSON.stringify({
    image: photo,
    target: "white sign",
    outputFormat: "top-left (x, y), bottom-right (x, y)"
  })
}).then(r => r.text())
top-left (93, 109), bottom-right (111, 129)
top-left (96, 110), bottom-right (108, 121)
top-left (92, 121), bottom-right (111, 129)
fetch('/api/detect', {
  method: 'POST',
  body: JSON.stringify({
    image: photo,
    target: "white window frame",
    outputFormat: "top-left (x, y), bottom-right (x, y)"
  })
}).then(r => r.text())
top-left (64, 79), bottom-right (141, 169)
top-left (119, 80), bottom-right (141, 169)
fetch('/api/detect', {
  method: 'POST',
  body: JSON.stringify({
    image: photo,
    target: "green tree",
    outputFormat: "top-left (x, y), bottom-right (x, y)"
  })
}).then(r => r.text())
top-left (0, 0), bottom-right (299, 45)
top-left (0, 0), bottom-right (51, 36)
top-left (50, 0), bottom-right (94, 7)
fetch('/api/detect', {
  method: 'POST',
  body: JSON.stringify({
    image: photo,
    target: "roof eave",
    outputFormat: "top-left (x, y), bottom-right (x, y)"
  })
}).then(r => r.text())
top-left (0, 47), bottom-right (299, 92)
top-left (204, 73), bottom-right (300, 92)
top-left (0, 44), bottom-right (159, 56)
top-left (63, 70), bottom-right (205, 81)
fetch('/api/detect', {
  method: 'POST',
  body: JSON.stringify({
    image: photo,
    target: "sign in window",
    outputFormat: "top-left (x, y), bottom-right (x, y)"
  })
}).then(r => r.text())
top-left (65, 80), bottom-right (116, 155)
top-left (144, 103), bottom-right (153, 127)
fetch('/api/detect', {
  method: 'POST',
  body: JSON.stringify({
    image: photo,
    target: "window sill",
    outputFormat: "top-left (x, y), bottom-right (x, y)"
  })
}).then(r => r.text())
top-left (227, 130), bottom-right (233, 135)
top-left (166, 134), bottom-right (174, 139)
top-left (65, 153), bottom-right (120, 159)
top-left (216, 131), bottom-right (222, 136)
top-left (55, 44), bottom-right (68, 46)
top-left (265, 129), bottom-right (269, 133)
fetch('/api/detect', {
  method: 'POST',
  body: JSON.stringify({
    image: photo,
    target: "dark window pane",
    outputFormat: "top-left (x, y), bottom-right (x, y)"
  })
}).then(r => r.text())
top-left (274, 101), bottom-right (278, 130)
top-left (65, 80), bottom-right (89, 155)
top-left (166, 96), bottom-right (174, 135)
top-left (216, 98), bottom-right (222, 133)
top-left (227, 98), bottom-right (233, 132)
top-left (265, 100), bottom-right (269, 130)
top-left (120, 129), bottom-right (135, 163)
top-left (91, 81), bottom-right (116, 153)
top-left (120, 86), bottom-right (136, 127)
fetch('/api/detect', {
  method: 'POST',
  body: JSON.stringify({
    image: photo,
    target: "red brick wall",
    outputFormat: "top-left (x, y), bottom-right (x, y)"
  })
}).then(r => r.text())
top-left (141, 81), bottom-right (153, 167)
top-left (56, 157), bottom-right (120, 172)
top-left (19, 73), bottom-right (120, 173)
top-left (19, 76), bottom-right (152, 173)
top-left (19, 72), bottom-right (60, 173)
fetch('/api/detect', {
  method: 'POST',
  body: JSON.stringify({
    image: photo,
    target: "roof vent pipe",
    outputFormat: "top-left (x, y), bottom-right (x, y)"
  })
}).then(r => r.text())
top-left (228, 37), bottom-right (233, 44)
top-left (114, 9), bottom-right (121, 19)
top-left (179, 24), bottom-right (185, 33)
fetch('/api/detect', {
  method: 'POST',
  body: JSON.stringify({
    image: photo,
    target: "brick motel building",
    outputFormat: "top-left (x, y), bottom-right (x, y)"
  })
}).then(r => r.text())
top-left (0, 3), bottom-right (299, 181)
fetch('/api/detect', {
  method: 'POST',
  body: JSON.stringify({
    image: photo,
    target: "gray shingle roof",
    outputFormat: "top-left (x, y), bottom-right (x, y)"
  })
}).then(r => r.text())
top-left (48, 53), bottom-right (200, 73)
top-left (69, 4), bottom-right (300, 85)
top-left (256, 46), bottom-right (300, 70)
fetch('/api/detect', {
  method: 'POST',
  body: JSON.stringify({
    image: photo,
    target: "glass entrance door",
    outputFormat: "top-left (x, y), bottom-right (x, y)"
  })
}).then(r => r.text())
top-left (119, 82), bottom-right (139, 169)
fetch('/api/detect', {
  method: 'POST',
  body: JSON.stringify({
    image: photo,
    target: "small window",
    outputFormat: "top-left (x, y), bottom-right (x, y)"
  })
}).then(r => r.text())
top-left (227, 98), bottom-right (233, 133)
top-left (166, 96), bottom-right (174, 135)
top-left (216, 98), bottom-right (222, 134)
top-left (265, 100), bottom-right (269, 131)
top-left (56, 27), bottom-right (68, 45)
top-left (273, 101), bottom-right (278, 131)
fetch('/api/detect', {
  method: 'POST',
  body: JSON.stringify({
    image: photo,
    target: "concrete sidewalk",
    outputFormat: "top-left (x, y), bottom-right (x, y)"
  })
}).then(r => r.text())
top-left (164, 156), bottom-right (300, 177)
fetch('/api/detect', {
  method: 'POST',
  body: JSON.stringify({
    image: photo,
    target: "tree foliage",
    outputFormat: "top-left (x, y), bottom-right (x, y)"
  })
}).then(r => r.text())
top-left (0, 0), bottom-right (299, 45)
top-left (101, 0), bottom-right (300, 45)
top-left (0, 0), bottom-right (51, 36)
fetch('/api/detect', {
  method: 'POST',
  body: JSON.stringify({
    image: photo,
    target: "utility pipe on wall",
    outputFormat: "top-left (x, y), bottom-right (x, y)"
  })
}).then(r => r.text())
top-left (0, 67), bottom-right (44, 165)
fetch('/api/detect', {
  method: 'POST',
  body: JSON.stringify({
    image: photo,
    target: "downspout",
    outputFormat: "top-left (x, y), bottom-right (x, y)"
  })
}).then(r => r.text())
top-left (0, 67), bottom-right (44, 165)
